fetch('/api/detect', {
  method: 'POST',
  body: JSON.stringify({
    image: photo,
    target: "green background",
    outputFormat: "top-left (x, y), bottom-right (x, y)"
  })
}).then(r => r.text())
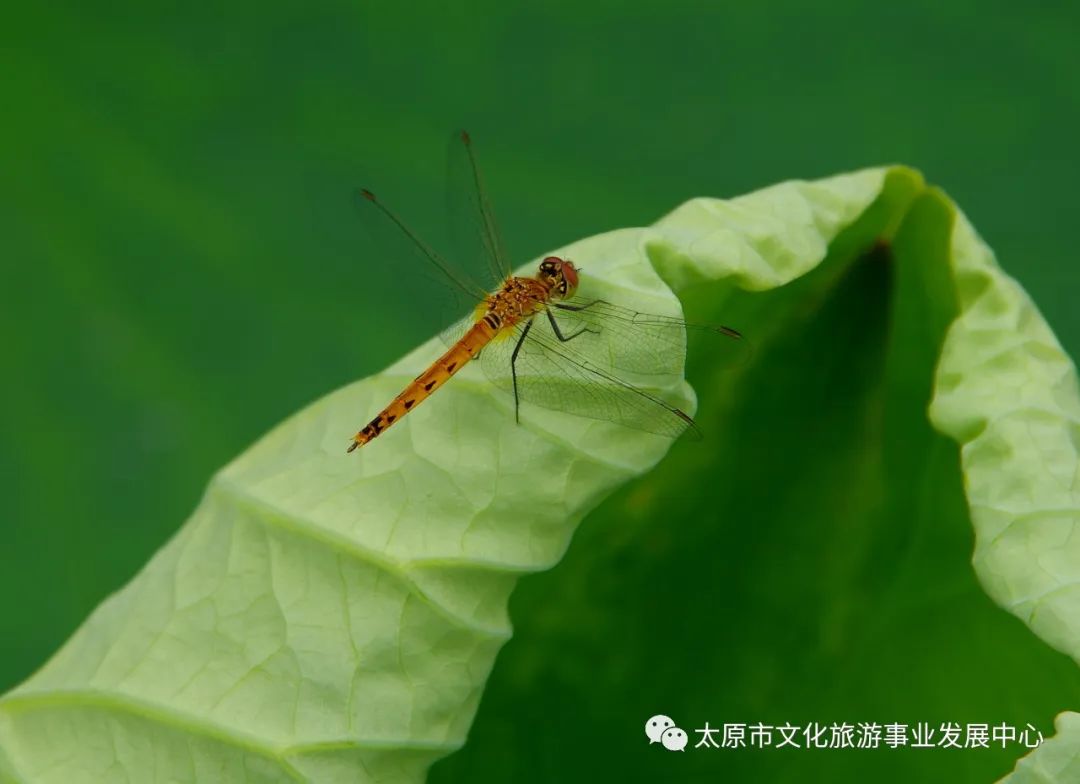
top-left (2, 2), bottom-right (1079, 782)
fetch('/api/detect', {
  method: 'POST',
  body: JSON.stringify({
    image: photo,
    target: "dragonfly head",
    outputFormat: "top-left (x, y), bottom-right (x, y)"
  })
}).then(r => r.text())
top-left (538, 256), bottom-right (580, 300)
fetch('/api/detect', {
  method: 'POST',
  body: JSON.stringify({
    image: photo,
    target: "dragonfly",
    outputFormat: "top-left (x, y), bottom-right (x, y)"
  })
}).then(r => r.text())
top-left (347, 131), bottom-right (741, 452)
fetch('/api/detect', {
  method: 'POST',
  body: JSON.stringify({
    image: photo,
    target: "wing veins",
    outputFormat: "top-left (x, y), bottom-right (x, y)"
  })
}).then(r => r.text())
top-left (554, 300), bottom-right (742, 339)
top-left (456, 131), bottom-right (512, 281)
top-left (512, 316), bottom-right (698, 437)
top-left (355, 188), bottom-right (488, 300)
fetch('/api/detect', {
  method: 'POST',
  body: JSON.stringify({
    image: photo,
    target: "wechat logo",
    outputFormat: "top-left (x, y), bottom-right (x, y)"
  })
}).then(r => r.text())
top-left (645, 714), bottom-right (688, 751)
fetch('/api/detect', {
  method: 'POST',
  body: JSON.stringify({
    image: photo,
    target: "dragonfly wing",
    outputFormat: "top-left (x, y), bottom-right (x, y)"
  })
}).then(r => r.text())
top-left (544, 300), bottom-right (685, 377)
top-left (351, 186), bottom-right (493, 351)
top-left (352, 188), bottom-right (489, 301)
top-left (549, 298), bottom-right (743, 375)
top-left (478, 313), bottom-right (697, 439)
top-left (446, 130), bottom-right (513, 286)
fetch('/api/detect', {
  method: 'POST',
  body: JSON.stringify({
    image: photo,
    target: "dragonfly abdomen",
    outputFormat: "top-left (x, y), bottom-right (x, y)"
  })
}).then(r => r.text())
top-left (348, 319), bottom-right (497, 451)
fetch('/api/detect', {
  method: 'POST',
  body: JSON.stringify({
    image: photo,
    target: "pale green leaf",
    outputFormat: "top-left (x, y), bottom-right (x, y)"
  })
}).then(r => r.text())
top-left (4, 165), bottom-right (1079, 783)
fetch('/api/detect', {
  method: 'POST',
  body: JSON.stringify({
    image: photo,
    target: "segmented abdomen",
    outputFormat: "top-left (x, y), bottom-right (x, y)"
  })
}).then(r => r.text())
top-left (348, 319), bottom-right (497, 451)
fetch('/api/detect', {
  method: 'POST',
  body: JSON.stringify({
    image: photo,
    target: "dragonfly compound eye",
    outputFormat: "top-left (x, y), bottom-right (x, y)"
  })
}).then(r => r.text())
top-left (560, 260), bottom-right (579, 291)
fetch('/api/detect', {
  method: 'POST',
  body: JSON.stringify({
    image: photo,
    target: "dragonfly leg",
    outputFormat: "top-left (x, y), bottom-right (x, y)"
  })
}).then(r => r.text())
top-left (552, 298), bottom-right (606, 312)
top-left (546, 308), bottom-right (600, 342)
top-left (510, 319), bottom-right (534, 424)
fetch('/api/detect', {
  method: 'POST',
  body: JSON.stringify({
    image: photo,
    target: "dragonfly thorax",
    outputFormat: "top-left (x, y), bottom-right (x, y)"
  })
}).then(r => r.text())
top-left (483, 277), bottom-right (549, 330)
top-left (482, 257), bottom-right (579, 329)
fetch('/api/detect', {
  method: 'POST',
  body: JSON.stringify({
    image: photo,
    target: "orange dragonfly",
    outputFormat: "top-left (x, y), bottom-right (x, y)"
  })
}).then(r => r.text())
top-left (347, 131), bottom-right (740, 452)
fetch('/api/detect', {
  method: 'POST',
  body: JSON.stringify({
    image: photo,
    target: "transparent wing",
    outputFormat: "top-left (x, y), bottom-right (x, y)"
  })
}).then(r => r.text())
top-left (354, 132), bottom-right (520, 350)
top-left (548, 298), bottom-right (743, 375)
top-left (446, 129), bottom-right (512, 286)
top-left (478, 306), bottom-right (704, 438)
top-left (352, 187), bottom-right (489, 302)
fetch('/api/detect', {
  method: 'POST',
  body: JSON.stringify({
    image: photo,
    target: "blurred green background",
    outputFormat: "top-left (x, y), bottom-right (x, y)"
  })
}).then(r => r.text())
top-left (2, 2), bottom-right (1079, 782)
